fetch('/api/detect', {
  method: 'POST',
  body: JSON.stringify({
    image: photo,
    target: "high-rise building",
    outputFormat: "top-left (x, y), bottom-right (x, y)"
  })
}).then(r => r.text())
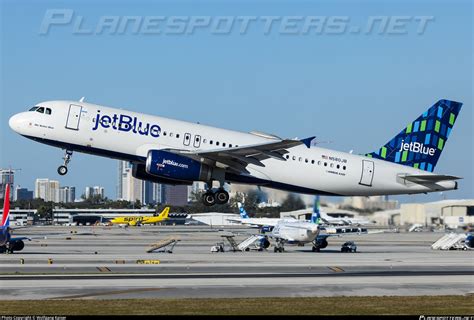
top-left (0, 169), bottom-right (15, 201)
top-left (118, 161), bottom-right (163, 205)
top-left (85, 186), bottom-right (104, 199)
top-left (35, 179), bottom-right (60, 202)
top-left (59, 186), bottom-right (76, 203)
top-left (14, 185), bottom-right (33, 201)
top-left (162, 184), bottom-right (188, 206)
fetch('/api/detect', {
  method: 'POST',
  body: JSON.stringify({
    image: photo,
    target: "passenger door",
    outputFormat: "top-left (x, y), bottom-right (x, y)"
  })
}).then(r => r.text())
top-left (65, 104), bottom-right (83, 130)
top-left (359, 160), bottom-right (374, 187)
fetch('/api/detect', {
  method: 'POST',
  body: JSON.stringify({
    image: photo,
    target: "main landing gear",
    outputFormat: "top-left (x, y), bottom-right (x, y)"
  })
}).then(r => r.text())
top-left (202, 188), bottom-right (230, 206)
top-left (273, 238), bottom-right (285, 253)
top-left (58, 150), bottom-right (73, 176)
top-left (202, 181), bottom-right (230, 206)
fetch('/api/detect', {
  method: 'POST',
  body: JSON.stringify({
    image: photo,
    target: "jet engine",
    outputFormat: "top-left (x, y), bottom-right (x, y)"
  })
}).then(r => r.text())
top-left (145, 150), bottom-right (212, 182)
top-left (132, 163), bottom-right (192, 186)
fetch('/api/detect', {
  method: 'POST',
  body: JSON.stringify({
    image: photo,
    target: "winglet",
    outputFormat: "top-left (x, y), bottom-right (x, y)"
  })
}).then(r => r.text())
top-left (79, 97), bottom-right (85, 102)
top-left (300, 136), bottom-right (316, 148)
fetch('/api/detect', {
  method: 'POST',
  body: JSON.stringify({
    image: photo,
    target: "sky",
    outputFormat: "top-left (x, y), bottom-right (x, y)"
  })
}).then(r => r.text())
top-left (0, 0), bottom-right (472, 203)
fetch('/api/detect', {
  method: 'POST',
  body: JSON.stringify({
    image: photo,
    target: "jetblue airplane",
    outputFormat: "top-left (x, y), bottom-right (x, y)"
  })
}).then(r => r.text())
top-left (9, 99), bottom-right (462, 206)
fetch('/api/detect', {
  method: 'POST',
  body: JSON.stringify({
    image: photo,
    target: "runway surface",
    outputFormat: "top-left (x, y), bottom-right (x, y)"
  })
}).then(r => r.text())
top-left (1, 225), bottom-right (473, 299)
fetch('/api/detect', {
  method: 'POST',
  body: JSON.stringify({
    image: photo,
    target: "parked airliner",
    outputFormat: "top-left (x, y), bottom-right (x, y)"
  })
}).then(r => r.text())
top-left (1, 184), bottom-right (29, 253)
top-left (9, 99), bottom-right (462, 206)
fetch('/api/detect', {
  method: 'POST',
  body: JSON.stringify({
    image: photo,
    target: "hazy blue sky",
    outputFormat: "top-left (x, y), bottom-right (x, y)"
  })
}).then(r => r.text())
top-left (0, 0), bottom-right (472, 202)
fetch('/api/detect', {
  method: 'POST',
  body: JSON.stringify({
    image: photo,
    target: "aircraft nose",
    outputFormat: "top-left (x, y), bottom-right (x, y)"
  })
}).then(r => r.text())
top-left (9, 113), bottom-right (25, 133)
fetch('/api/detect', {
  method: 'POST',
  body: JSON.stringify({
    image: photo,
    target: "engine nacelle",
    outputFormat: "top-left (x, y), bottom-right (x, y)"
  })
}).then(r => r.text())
top-left (146, 150), bottom-right (212, 182)
top-left (10, 240), bottom-right (25, 252)
top-left (132, 163), bottom-right (192, 186)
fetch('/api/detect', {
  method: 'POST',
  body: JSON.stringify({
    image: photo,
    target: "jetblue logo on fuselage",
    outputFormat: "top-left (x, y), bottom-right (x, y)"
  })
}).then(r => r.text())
top-left (161, 159), bottom-right (189, 169)
top-left (92, 111), bottom-right (161, 138)
top-left (399, 140), bottom-right (435, 156)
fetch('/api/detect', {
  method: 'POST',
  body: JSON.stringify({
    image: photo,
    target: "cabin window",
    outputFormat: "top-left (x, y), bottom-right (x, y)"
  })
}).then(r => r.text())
top-left (298, 157), bottom-right (302, 162)
top-left (311, 160), bottom-right (315, 164)
top-left (337, 164), bottom-right (340, 169)
top-left (170, 133), bottom-right (174, 137)
top-left (229, 144), bottom-right (232, 148)
top-left (216, 141), bottom-right (220, 146)
top-left (292, 156), bottom-right (296, 161)
top-left (324, 162), bottom-right (327, 166)
top-left (222, 142), bottom-right (226, 147)
top-left (343, 166), bottom-right (347, 170)
top-left (285, 155), bottom-right (289, 159)
top-left (210, 140), bottom-right (213, 145)
top-left (318, 161), bottom-right (321, 165)
top-left (163, 132), bottom-right (167, 136)
top-left (330, 163), bottom-right (334, 168)
top-left (176, 134), bottom-right (180, 138)
top-left (203, 139), bottom-right (207, 143)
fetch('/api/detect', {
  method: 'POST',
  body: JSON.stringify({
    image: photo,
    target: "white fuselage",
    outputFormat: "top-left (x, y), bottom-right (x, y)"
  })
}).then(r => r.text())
top-left (272, 221), bottom-right (319, 243)
top-left (9, 100), bottom-right (457, 196)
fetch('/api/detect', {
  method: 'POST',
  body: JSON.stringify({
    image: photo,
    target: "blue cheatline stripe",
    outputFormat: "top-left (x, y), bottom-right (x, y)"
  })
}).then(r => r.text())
top-left (437, 106), bottom-right (443, 118)
top-left (423, 111), bottom-right (428, 117)
top-left (413, 121), bottom-right (419, 132)
top-left (424, 133), bottom-right (431, 145)
top-left (427, 163), bottom-right (433, 172)
top-left (447, 127), bottom-right (451, 138)
top-left (395, 152), bottom-right (401, 163)
top-left (420, 162), bottom-right (426, 170)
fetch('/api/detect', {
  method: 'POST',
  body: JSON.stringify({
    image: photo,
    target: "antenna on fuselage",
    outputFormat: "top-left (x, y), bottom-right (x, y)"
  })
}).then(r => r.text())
top-left (79, 97), bottom-right (85, 102)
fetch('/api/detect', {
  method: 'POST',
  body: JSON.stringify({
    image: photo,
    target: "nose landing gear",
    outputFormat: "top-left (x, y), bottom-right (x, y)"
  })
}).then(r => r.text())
top-left (58, 150), bottom-right (73, 176)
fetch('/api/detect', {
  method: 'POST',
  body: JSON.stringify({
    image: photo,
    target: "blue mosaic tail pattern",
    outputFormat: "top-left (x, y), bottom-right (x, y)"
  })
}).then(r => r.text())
top-left (366, 99), bottom-right (463, 172)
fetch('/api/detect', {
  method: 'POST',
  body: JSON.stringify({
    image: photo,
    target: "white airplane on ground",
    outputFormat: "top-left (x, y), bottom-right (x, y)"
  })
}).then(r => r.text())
top-left (230, 201), bottom-right (373, 252)
top-left (226, 203), bottom-right (297, 229)
top-left (9, 99), bottom-right (462, 207)
top-left (313, 196), bottom-right (373, 226)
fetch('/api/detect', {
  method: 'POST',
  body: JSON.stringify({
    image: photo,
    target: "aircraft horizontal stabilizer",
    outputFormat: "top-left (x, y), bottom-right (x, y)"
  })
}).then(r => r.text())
top-left (403, 174), bottom-right (462, 183)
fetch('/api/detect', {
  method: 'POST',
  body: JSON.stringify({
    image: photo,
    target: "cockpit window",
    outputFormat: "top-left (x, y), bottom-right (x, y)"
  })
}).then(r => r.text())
top-left (36, 107), bottom-right (45, 113)
top-left (45, 108), bottom-right (52, 115)
top-left (29, 107), bottom-right (38, 111)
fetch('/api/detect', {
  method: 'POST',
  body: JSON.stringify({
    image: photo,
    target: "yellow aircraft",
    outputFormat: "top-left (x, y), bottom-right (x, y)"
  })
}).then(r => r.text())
top-left (110, 207), bottom-right (170, 226)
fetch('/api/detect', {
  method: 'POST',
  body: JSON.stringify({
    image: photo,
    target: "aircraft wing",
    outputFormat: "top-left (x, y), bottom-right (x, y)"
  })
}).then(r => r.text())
top-left (403, 174), bottom-right (462, 183)
top-left (169, 136), bottom-right (315, 174)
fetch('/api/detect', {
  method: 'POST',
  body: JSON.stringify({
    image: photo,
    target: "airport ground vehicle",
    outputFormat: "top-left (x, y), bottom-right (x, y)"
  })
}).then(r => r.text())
top-left (341, 241), bottom-right (357, 253)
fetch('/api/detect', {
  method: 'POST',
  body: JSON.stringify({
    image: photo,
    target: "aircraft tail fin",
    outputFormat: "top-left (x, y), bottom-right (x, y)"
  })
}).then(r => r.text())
top-left (237, 202), bottom-right (249, 219)
top-left (2, 184), bottom-right (10, 228)
top-left (159, 207), bottom-right (170, 219)
top-left (311, 196), bottom-right (321, 225)
top-left (367, 99), bottom-right (463, 172)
